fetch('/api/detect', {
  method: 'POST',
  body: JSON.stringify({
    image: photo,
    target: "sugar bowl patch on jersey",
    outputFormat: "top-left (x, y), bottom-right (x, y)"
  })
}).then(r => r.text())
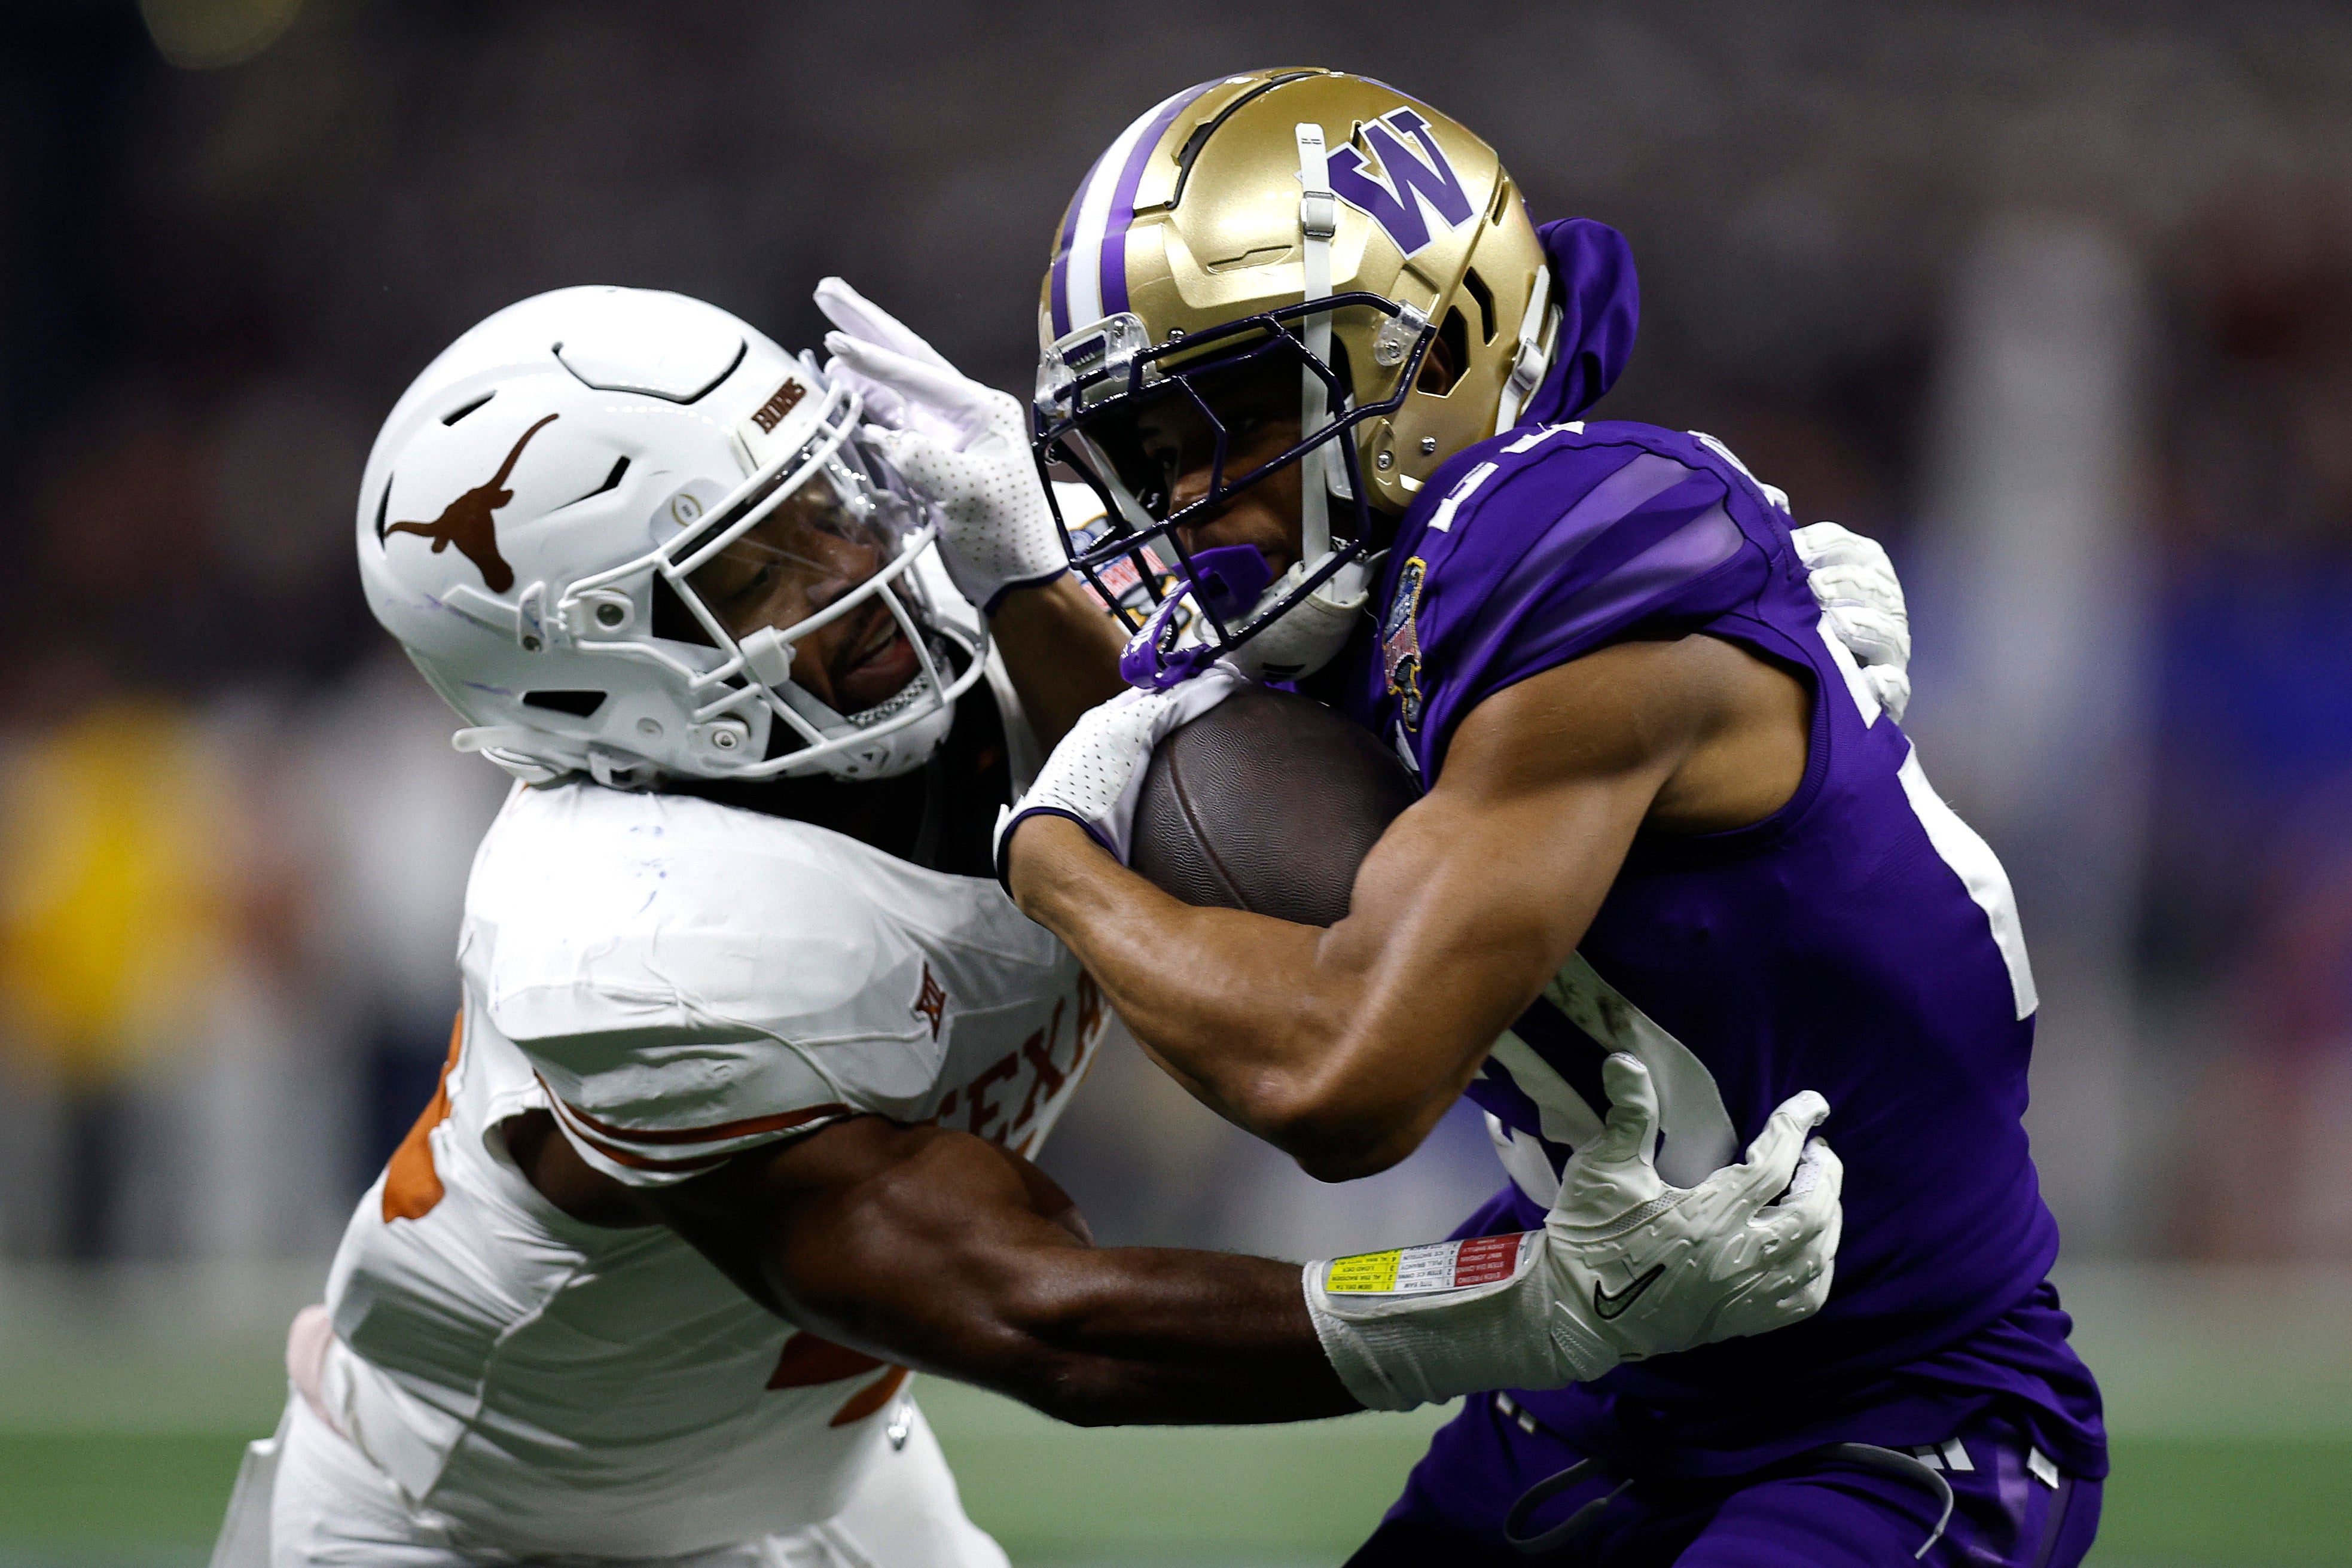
top-left (1380, 556), bottom-right (1429, 738)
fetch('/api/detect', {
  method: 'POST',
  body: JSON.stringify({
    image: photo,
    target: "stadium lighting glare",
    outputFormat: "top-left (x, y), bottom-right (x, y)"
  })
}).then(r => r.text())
top-left (138, 0), bottom-right (306, 71)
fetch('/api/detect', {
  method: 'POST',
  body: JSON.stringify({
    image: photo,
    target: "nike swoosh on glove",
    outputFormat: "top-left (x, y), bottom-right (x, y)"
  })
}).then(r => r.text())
top-left (993, 662), bottom-right (1251, 887)
top-left (1794, 520), bottom-right (1912, 722)
top-left (1538, 1054), bottom-right (1841, 1373)
top-left (1304, 1053), bottom-right (1841, 1411)
top-left (816, 277), bottom-right (1067, 614)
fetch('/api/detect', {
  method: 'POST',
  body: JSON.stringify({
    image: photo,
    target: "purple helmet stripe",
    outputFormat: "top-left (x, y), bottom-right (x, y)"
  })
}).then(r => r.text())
top-left (1097, 81), bottom-right (1216, 319)
top-left (1049, 152), bottom-right (1106, 339)
top-left (1051, 78), bottom-right (1226, 339)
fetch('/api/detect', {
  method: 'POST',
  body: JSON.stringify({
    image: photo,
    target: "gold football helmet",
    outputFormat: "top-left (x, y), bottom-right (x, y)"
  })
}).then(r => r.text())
top-left (1034, 69), bottom-right (1560, 685)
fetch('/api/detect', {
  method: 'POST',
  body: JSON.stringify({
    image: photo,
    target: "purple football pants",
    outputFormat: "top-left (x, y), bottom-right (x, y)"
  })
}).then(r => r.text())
top-left (1347, 1398), bottom-right (2100, 1567)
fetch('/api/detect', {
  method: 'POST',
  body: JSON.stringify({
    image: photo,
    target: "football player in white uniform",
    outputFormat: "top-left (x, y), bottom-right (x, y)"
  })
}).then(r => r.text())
top-left (214, 285), bottom-right (1857, 1568)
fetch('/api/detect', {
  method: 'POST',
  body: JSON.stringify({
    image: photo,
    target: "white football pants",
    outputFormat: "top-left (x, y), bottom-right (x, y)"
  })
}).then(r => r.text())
top-left (212, 1389), bottom-right (1010, 1568)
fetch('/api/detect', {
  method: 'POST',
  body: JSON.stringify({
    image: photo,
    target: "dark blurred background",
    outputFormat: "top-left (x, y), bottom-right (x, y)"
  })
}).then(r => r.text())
top-left (3, 0), bottom-right (2350, 1280)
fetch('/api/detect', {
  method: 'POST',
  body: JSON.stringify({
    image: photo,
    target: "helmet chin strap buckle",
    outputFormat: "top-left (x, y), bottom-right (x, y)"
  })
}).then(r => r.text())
top-left (587, 746), bottom-right (658, 791)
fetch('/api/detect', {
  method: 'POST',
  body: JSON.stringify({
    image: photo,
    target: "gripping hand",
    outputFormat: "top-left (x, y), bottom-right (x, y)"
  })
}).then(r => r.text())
top-left (993, 663), bottom-right (1250, 886)
top-left (1795, 521), bottom-right (1912, 722)
top-left (816, 276), bottom-right (1067, 612)
top-left (1304, 1055), bottom-right (1841, 1411)
top-left (1539, 1054), bottom-right (1840, 1373)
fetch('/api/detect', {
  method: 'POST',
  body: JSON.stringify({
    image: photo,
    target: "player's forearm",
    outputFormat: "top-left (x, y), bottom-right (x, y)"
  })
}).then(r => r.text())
top-left (772, 1181), bottom-right (1362, 1424)
top-left (691, 1120), bottom-right (1360, 1426)
top-left (909, 1244), bottom-right (1362, 1426)
top-left (986, 575), bottom-right (1130, 749)
top-left (1011, 817), bottom-right (1445, 1177)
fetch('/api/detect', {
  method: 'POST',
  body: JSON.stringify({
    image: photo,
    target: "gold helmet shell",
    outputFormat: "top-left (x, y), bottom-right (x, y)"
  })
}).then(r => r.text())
top-left (1036, 68), bottom-right (1555, 514)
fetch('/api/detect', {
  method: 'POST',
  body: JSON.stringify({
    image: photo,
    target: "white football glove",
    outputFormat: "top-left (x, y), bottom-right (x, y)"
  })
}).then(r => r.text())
top-left (815, 277), bottom-right (1067, 613)
top-left (1795, 521), bottom-right (1912, 723)
top-left (1305, 1054), bottom-right (1841, 1411)
top-left (992, 661), bottom-right (1250, 881)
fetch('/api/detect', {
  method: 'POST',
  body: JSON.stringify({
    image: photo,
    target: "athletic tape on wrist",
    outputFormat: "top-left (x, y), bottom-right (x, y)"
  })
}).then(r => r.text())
top-left (1323, 1233), bottom-right (1529, 1294)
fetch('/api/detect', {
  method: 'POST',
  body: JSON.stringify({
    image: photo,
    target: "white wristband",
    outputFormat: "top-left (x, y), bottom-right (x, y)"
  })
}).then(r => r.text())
top-left (1301, 1234), bottom-right (1614, 1413)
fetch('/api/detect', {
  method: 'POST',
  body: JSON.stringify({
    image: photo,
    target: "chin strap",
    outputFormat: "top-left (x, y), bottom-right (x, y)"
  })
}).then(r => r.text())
top-left (451, 726), bottom-right (579, 785)
top-left (450, 727), bottom-right (660, 790)
top-left (1295, 121), bottom-right (1337, 565)
top-left (1494, 261), bottom-right (1558, 433)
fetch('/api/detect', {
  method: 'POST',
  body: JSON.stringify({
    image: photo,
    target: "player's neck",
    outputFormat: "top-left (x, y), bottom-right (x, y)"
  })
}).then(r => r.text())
top-left (660, 685), bottom-right (1011, 876)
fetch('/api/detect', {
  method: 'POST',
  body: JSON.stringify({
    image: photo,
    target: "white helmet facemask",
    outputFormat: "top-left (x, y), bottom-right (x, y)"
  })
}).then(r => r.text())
top-left (460, 379), bottom-right (978, 785)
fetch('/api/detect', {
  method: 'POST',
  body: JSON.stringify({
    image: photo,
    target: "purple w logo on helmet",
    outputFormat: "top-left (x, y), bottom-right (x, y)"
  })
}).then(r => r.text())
top-left (1326, 108), bottom-right (1477, 258)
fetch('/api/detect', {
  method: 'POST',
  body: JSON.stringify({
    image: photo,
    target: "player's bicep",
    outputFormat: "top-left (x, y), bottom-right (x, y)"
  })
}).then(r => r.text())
top-left (1359, 640), bottom-right (1723, 944)
top-left (1310, 648), bottom-right (1701, 1141)
top-left (502, 1108), bottom-right (666, 1228)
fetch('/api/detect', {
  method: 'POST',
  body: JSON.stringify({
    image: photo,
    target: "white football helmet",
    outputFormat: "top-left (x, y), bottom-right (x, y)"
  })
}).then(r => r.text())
top-left (358, 286), bottom-right (986, 786)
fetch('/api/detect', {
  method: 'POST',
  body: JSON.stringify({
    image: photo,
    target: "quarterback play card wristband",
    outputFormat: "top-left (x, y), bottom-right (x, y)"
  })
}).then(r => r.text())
top-left (1323, 1234), bottom-right (1527, 1295)
top-left (1302, 1231), bottom-right (1618, 1413)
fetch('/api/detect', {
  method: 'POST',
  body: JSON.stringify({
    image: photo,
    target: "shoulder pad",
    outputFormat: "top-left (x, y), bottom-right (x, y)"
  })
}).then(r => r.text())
top-left (1376, 421), bottom-right (1773, 777)
top-left (465, 785), bottom-right (922, 1049)
top-left (462, 784), bottom-right (995, 1185)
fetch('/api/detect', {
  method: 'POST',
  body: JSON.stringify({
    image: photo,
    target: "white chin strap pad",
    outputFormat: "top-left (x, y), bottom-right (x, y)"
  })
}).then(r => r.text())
top-left (1224, 553), bottom-right (1377, 685)
top-left (1495, 263), bottom-right (1559, 433)
top-left (1296, 121), bottom-right (1337, 564)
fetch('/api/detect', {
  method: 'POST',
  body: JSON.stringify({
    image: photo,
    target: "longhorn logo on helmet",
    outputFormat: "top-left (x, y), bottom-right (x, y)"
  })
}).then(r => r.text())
top-left (383, 413), bottom-right (559, 593)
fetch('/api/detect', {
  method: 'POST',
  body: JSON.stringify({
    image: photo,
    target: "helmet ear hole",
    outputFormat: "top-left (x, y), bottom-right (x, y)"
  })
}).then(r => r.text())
top-left (1417, 308), bottom-right (1471, 397)
top-left (521, 690), bottom-right (607, 718)
top-left (1462, 270), bottom-right (1498, 344)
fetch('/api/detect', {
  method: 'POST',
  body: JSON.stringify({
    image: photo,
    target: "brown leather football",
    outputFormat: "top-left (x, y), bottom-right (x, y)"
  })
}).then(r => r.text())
top-left (1130, 685), bottom-right (1421, 927)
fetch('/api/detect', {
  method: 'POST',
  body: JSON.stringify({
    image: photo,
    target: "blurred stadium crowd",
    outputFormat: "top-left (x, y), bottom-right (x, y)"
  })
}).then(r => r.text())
top-left (2, 0), bottom-right (2350, 1268)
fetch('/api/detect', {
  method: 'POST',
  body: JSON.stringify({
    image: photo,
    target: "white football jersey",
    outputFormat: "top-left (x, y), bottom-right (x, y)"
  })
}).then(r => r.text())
top-left (316, 777), bottom-right (1114, 1558)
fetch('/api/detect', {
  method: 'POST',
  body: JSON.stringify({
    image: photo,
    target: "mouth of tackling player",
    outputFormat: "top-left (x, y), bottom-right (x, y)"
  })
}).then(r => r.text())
top-left (828, 603), bottom-right (919, 712)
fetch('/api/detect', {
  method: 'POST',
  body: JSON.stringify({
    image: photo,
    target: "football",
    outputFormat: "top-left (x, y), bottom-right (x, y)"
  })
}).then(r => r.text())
top-left (1129, 685), bottom-right (1421, 927)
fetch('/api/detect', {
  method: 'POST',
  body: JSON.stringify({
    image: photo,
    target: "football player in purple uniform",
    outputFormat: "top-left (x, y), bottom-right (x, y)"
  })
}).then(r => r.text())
top-left (954, 69), bottom-right (2104, 1566)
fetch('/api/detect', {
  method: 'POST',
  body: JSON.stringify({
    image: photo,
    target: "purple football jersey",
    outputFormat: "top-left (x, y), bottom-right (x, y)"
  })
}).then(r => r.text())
top-left (1339, 221), bottom-right (2104, 1481)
